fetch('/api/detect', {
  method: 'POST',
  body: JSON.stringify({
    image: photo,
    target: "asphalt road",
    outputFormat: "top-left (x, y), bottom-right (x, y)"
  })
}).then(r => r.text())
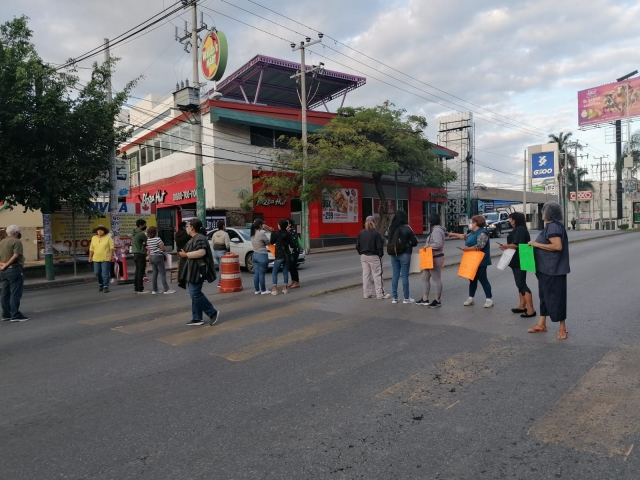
top-left (1, 230), bottom-right (639, 479)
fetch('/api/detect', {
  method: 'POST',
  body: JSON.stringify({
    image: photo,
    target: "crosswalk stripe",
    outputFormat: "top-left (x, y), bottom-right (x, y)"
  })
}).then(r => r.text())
top-left (213, 314), bottom-right (365, 362)
top-left (82, 303), bottom-right (189, 325)
top-left (112, 301), bottom-right (252, 334)
top-left (157, 302), bottom-right (319, 347)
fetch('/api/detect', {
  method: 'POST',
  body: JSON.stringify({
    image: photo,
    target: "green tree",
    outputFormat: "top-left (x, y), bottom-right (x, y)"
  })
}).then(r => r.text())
top-left (0, 16), bottom-right (136, 215)
top-left (247, 102), bottom-right (456, 232)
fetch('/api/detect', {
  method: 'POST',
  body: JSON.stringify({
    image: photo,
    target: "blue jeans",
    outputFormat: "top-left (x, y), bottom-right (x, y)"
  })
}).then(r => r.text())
top-left (188, 278), bottom-right (217, 321)
top-left (469, 266), bottom-right (492, 299)
top-left (213, 250), bottom-right (228, 282)
top-left (1, 267), bottom-right (24, 319)
top-left (390, 252), bottom-right (411, 299)
top-left (93, 261), bottom-right (110, 287)
top-left (252, 252), bottom-right (268, 292)
top-left (272, 258), bottom-right (289, 286)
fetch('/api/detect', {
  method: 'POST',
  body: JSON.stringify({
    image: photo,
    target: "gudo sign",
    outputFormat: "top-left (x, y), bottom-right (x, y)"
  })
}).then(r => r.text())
top-left (201, 30), bottom-right (228, 81)
top-left (531, 152), bottom-right (555, 179)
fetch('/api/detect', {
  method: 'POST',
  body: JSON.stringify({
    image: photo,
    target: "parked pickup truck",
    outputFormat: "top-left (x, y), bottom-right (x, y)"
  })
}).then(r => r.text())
top-left (483, 211), bottom-right (513, 238)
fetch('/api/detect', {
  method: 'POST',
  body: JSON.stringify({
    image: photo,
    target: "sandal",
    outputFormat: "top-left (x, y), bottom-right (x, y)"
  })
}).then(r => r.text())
top-left (520, 311), bottom-right (537, 318)
top-left (557, 330), bottom-right (568, 340)
top-left (527, 324), bottom-right (547, 333)
top-left (289, 282), bottom-right (300, 289)
top-left (511, 308), bottom-right (527, 314)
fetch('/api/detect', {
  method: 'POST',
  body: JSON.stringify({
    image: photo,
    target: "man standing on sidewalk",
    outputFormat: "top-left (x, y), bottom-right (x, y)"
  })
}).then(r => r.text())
top-left (0, 225), bottom-right (29, 322)
top-left (132, 219), bottom-right (149, 294)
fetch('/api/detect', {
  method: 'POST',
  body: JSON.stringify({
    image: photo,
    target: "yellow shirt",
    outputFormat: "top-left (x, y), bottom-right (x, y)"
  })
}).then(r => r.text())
top-left (89, 235), bottom-right (114, 262)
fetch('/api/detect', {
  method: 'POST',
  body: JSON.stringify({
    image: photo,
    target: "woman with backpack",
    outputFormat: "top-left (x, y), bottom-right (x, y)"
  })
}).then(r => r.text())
top-left (416, 213), bottom-right (447, 307)
top-left (270, 219), bottom-right (296, 295)
top-left (449, 215), bottom-right (494, 308)
top-left (387, 210), bottom-right (418, 304)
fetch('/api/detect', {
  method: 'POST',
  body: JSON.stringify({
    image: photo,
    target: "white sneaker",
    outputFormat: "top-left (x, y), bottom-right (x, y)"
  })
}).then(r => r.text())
top-left (151, 291), bottom-right (158, 295)
top-left (392, 298), bottom-right (399, 304)
top-left (363, 294), bottom-right (375, 299)
top-left (163, 290), bottom-right (175, 295)
top-left (463, 297), bottom-right (475, 306)
top-left (260, 291), bottom-right (271, 295)
top-left (255, 291), bottom-right (261, 295)
top-left (484, 299), bottom-right (494, 308)
top-left (403, 298), bottom-right (416, 304)
top-left (377, 294), bottom-right (391, 299)
top-left (110, 278), bottom-right (115, 284)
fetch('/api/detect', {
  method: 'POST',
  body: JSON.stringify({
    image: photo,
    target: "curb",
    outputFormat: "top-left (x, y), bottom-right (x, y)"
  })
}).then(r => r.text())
top-left (310, 229), bottom-right (637, 297)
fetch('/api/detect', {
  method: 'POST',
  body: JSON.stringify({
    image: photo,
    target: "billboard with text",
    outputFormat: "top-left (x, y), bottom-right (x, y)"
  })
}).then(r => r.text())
top-left (578, 78), bottom-right (640, 127)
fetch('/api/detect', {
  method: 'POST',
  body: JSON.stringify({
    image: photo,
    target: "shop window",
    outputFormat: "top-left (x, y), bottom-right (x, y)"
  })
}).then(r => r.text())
top-left (362, 198), bottom-right (373, 220)
top-left (180, 124), bottom-right (193, 149)
top-left (140, 144), bottom-right (147, 166)
top-left (250, 126), bottom-right (274, 147)
top-left (160, 133), bottom-right (171, 158)
top-left (275, 129), bottom-right (300, 149)
top-left (153, 138), bottom-right (162, 161)
top-left (129, 149), bottom-right (140, 174)
top-left (290, 198), bottom-right (302, 213)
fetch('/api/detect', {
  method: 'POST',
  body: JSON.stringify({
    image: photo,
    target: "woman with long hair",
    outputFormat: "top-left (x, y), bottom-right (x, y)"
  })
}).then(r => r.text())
top-left (416, 213), bottom-right (447, 308)
top-left (356, 215), bottom-right (389, 299)
top-left (387, 210), bottom-right (418, 304)
top-left (269, 219), bottom-right (295, 295)
top-left (178, 219), bottom-right (219, 326)
top-left (250, 219), bottom-right (272, 295)
top-left (145, 226), bottom-right (174, 295)
top-left (498, 212), bottom-right (534, 317)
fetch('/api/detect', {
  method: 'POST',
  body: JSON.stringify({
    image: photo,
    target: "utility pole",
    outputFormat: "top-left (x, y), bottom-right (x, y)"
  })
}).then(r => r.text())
top-left (175, 1), bottom-right (208, 226)
top-left (105, 38), bottom-right (120, 251)
top-left (523, 150), bottom-right (527, 222)
top-left (292, 35), bottom-right (323, 253)
top-left (593, 156), bottom-right (608, 229)
top-left (607, 162), bottom-right (614, 229)
top-left (573, 143), bottom-right (581, 230)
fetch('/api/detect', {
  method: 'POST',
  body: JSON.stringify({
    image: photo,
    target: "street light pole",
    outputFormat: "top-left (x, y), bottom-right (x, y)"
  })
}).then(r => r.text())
top-left (292, 35), bottom-right (323, 253)
top-left (190, 2), bottom-right (206, 227)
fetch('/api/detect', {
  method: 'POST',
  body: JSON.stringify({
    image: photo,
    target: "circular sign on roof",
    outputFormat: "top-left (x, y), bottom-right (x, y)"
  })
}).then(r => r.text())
top-left (201, 30), bottom-right (228, 82)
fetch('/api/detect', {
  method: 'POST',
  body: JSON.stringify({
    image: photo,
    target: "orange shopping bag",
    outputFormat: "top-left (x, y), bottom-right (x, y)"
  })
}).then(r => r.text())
top-left (420, 247), bottom-right (433, 270)
top-left (457, 250), bottom-right (485, 280)
top-left (267, 244), bottom-right (276, 256)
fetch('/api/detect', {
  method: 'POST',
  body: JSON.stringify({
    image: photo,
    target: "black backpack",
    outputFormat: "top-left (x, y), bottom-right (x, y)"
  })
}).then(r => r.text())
top-left (387, 227), bottom-right (406, 256)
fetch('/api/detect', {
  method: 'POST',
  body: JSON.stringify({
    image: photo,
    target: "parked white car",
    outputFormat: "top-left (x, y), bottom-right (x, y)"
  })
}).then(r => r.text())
top-left (207, 227), bottom-right (305, 274)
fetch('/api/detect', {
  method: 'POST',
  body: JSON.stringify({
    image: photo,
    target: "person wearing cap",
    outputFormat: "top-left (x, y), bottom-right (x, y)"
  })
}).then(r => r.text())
top-left (88, 225), bottom-right (114, 293)
top-left (356, 216), bottom-right (390, 299)
top-left (0, 225), bottom-right (29, 321)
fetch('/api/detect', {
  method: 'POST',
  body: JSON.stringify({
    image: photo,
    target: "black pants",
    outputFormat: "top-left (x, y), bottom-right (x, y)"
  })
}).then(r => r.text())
top-left (133, 254), bottom-right (147, 292)
top-left (289, 253), bottom-right (299, 283)
top-left (510, 267), bottom-right (531, 294)
top-left (536, 272), bottom-right (567, 322)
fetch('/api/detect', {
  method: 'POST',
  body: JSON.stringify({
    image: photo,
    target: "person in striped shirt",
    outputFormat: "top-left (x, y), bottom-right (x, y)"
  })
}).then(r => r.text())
top-left (145, 226), bottom-right (175, 295)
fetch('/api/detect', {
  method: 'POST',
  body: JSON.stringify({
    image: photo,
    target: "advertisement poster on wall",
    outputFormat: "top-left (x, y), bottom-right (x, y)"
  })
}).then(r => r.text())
top-left (50, 203), bottom-right (156, 262)
top-left (322, 188), bottom-right (359, 223)
top-left (634, 202), bottom-right (640, 224)
top-left (578, 78), bottom-right (640, 127)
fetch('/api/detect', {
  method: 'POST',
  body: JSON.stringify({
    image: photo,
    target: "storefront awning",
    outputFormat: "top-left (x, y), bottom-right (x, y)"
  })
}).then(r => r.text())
top-left (431, 145), bottom-right (458, 159)
top-left (210, 107), bottom-right (325, 133)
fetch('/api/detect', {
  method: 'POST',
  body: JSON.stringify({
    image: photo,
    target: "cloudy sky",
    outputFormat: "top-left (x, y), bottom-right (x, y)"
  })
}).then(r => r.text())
top-left (4, 0), bottom-right (640, 189)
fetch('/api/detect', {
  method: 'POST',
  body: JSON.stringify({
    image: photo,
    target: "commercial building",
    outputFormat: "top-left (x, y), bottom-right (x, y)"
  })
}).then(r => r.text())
top-left (121, 54), bottom-right (457, 248)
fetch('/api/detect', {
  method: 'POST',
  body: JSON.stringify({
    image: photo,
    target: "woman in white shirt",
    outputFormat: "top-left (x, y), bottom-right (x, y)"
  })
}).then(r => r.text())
top-left (146, 226), bottom-right (174, 295)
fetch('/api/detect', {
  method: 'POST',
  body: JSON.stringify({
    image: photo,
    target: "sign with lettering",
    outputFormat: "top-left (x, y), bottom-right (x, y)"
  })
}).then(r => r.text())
top-left (569, 191), bottom-right (593, 200)
top-left (173, 189), bottom-right (197, 202)
top-left (139, 190), bottom-right (167, 204)
top-left (261, 197), bottom-right (287, 206)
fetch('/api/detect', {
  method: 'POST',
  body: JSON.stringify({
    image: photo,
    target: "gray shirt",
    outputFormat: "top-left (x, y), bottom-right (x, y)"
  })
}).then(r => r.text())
top-left (425, 226), bottom-right (447, 254)
top-left (251, 230), bottom-right (270, 254)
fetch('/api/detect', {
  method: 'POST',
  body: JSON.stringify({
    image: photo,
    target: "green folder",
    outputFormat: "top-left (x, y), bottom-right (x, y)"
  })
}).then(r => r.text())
top-left (518, 244), bottom-right (536, 273)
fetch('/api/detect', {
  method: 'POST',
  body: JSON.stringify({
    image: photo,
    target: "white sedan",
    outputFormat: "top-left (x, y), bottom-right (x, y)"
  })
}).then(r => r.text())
top-left (207, 227), bottom-right (305, 274)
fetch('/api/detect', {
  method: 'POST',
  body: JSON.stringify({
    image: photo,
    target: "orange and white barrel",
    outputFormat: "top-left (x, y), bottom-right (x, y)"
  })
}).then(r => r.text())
top-left (219, 252), bottom-right (243, 293)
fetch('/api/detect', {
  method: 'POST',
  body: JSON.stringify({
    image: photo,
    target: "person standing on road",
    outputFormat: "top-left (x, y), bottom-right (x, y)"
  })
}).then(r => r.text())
top-left (270, 219), bottom-right (295, 295)
top-left (250, 219), bottom-right (272, 295)
top-left (132, 219), bottom-right (149, 294)
top-left (387, 210), bottom-right (419, 304)
top-left (211, 220), bottom-right (230, 288)
top-left (145, 226), bottom-right (175, 295)
top-left (174, 221), bottom-right (189, 277)
top-left (356, 215), bottom-right (390, 300)
top-left (0, 225), bottom-right (29, 322)
top-left (416, 213), bottom-right (447, 308)
top-left (498, 212), bottom-right (535, 318)
top-left (178, 219), bottom-right (219, 326)
top-left (571, 218), bottom-right (577, 230)
top-left (449, 215), bottom-right (494, 308)
top-left (527, 201), bottom-right (570, 340)
top-left (88, 225), bottom-right (114, 293)
top-left (286, 219), bottom-right (302, 289)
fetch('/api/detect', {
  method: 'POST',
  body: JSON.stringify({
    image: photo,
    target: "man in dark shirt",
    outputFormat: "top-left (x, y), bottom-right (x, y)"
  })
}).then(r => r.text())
top-left (131, 219), bottom-right (148, 294)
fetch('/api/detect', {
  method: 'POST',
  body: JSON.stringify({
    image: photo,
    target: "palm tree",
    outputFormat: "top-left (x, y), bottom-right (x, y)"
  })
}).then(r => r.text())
top-left (567, 167), bottom-right (594, 191)
top-left (548, 131), bottom-right (581, 169)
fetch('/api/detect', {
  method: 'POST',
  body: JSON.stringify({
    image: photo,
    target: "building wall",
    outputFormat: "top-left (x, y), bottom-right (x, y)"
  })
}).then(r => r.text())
top-left (0, 207), bottom-right (41, 262)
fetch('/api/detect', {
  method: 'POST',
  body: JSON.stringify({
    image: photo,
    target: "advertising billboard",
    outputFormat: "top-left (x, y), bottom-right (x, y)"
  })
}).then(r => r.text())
top-left (531, 152), bottom-right (555, 179)
top-left (322, 188), bottom-right (359, 223)
top-left (578, 78), bottom-right (640, 127)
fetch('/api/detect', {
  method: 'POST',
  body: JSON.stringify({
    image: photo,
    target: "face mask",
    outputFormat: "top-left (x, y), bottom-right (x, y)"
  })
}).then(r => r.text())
top-left (468, 223), bottom-right (474, 230)
top-left (141, 225), bottom-right (147, 231)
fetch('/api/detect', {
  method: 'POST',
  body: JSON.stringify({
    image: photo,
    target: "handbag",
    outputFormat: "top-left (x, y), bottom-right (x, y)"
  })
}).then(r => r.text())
top-left (164, 253), bottom-right (173, 270)
top-left (409, 251), bottom-right (421, 274)
top-left (419, 247), bottom-right (434, 270)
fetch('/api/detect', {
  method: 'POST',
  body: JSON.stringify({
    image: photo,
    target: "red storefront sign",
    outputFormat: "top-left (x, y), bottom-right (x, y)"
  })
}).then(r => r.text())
top-left (128, 178), bottom-right (197, 206)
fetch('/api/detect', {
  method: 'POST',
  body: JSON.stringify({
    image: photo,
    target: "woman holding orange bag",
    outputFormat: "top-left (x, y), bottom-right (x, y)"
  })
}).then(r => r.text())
top-left (448, 215), bottom-right (493, 308)
top-left (416, 214), bottom-right (447, 307)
